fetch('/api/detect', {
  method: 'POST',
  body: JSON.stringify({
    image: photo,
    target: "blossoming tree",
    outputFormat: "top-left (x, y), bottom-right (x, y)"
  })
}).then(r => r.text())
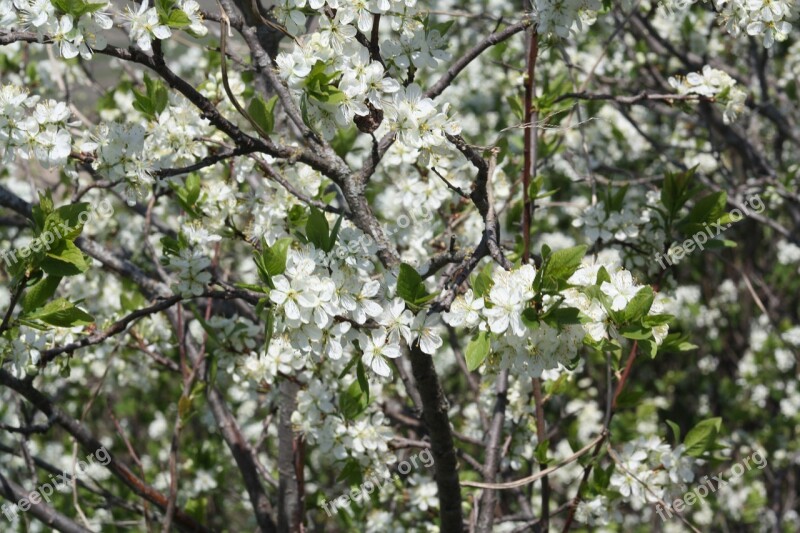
top-left (1, 0), bottom-right (798, 531)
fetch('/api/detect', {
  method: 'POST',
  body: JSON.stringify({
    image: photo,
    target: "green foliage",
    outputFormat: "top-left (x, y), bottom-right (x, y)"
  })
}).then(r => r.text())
top-left (661, 167), bottom-right (702, 221)
top-left (465, 331), bottom-right (490, 371)
top-left (304, 207), bottom-right (342, 253)
top-left (253, 237), bottom-right (291, 288)
top-left (172, 174), bottom-right (203, 218)
top-left (471, 264), bottom-right (494, 298)
top-left (340, 365), bottom-right (370, 420)
top-left (396, 263), bottom-right (436, 311)
top-left (49, 0), bottom-right (106, 17)
top-left (25, 298), bottom-right (94, 327)
top-left (247, 95), bottom-right (278, 136)
top-left (133, 75), bottom-right (169, 120)
top-left (540, 244), bottom-right (587, 289)
top-left (683, 417), bottom-right (723, 457)
top-left (21, 276), bottom-right (62, 313)
top-left (303, 61), bottom-right (345, 105)
top-left (331, 126), bottom-right (359, 157)
top-left (678, 191), bottom-right (729, 233)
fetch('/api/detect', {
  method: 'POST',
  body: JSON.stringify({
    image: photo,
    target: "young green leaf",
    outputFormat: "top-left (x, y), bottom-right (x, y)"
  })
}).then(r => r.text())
top-left (40, 241), bottom-right (90, 276)
top-left (396, 263), bottom-right (435, 309)
top-left (683, 417), bottom-right (723, 457)
top-left (340, 379), bottom-right (369, 420)
top-left (247, 95), bottom-right (278, 135)
top-left (26, 298), bottom-right (94, 327)
top-left (261, 237), bottom-right (292, 277)
top-left (622, 286), bottom-right (654, 323)
top-left (21, 275), bottom-right (62, 313)
top-left (305, 207), bottom-right (330, 250)
top-left (544, 245), bottom-right (587, 283)
top-left (465, 331), bottom-right (490, 371)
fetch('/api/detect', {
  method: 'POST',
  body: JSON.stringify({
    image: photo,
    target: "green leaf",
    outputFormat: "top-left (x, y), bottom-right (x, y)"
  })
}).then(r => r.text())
top-left (521, 307), bottom-right (539, 329)
top-left (21, 275), bottom-right (62, 313)
top-left (430, 19), bottom-right (455, 36)
top-left (305, 207), bottom-right (330, 250)
top-left (661, 332), bottom-right (698, 353)
top-left (666, 419), bottom-right (681, 444)
top-left (41, 241), bottom-right (90, 276)
top-left (132, 75), bottom-right (168, 119)
top-left (661, 167), bottom-right (700, 217)
top-left (544, 245), bottom-right (587, 283)
top-left (619, 324), bottom-right (653, 340)
top-left (592, 463), bottom-right (614, 491)
top-left (356, 360), bottom-right (370, 403)
top-left (642, 314), bottom-right (672, 327)
top-left (303, 61), bottom-right (344, 104)
top-left (595, 266), bottom-right (611, 285)
top-left (32, 190), bottom-right (54, 232)
top-left (340, 379), bottom-right (369, 420)
top-left (336, 458), bottom-right (364, 485)
top-left (119, 281), bottom-right (147, 311)
top-left (263, 307), bottom-right (275, 356)
top-left (535, 439), bottom-right (550, 464)
top-left (679, 191), bottom-right (727, 231)
top-left (185, 174), bottom-right (201, 205)
top-left (622, 287), bottom-right (654, 323)
top-left (542, 306), bottom-right (582, 328)
top-left (337, 351), bottom-right (362, 379)
top-left (156, 0), bottom-right (177, 16)
top-left (160, 235), bottom-right (183, 257)
top-left (507, 95), bottom-right (524, 121)
top-left (527, 174), bottom-right (543, 200)
top-left (51, 202), bottom-right (89, 240)
top-left (607, 185), bottom-right (629, 212)
top-left (327, 214), bottom-right (344, 253)
top-left (261, 237), bottom-right (291, 278)
top-left (704, 238), bottom-right (737, 249)
top-left (178, 394), bottom-right (193, 420)
top-left (247, 95), bottom-right (278, 136)
top-left (50, 0), bottom-right (106, 17)
top-left (684, 417), bottom-right (723, 457)
top-left (26, 298), bottom-right (94, 327)
top-left (465, 331), bottom-right (490, 371)
top-left (167, 8), bottom-right (191, 28)
top-left (638, 338), bottom-right (658, 358)
top-left (396, 263), bottom-right (434, 309)
top-left (150, 81), bottom-right (169, 116)
top-left (331, 126), bottom-right (359, 157)
top-left (472, 268), bottom-right (494, 298)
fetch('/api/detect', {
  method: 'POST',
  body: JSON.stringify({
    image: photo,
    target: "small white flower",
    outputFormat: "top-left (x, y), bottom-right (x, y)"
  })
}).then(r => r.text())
top-left (600, 269), bottom-right (641, 311)
top-left (443, 289), bottom-right (484, 328)
top-left (360, 328), bottom-right (401, 377)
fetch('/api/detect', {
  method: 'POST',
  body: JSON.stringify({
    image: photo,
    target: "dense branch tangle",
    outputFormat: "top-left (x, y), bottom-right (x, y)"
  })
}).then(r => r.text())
top-left (2, 0), bottom-right (794, 531)
top-left (0, 5), bottom-right (532, 533)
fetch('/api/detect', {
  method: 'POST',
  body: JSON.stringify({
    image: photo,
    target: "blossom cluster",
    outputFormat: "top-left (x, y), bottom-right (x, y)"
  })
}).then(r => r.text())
top-left (80, 96), bottom-right (210, 203)
top-left (443, 258), bottom-right (669, 381)
top-left (241, 226), bottom-right (441, 381)
top-left (712, 0), bottom-right (794, 48)
top-left (576, 436), bottom-right (696, 525)
top-left (532, 0), bottom-right (602, 38)
top-left (274, 2), bottom-right (460, 158)
top-left (668, 65), bottom-right (747, 124)
top-left (1, 0), bottom-right (112, 59)
top-left (0, 84), bottom-right (74, 168)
